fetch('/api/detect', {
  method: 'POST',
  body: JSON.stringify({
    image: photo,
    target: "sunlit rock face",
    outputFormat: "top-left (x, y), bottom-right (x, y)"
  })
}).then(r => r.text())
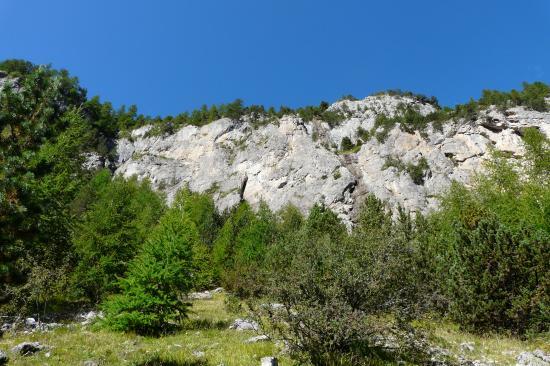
top-left (114, 95), bottom-right (550, 224)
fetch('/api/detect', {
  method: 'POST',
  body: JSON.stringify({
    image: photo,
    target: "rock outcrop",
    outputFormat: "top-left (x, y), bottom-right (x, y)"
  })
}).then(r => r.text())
top-left (114, 95), bottom-right (550, 224)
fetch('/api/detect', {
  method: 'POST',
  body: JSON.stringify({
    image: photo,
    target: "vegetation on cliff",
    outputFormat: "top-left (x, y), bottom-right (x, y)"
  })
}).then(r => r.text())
top-left (0, 59), bottom-right (548, 365)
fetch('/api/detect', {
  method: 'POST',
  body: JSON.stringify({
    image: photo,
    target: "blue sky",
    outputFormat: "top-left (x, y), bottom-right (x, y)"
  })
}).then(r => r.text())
top-left (1, 0), bottom-right (549, 116)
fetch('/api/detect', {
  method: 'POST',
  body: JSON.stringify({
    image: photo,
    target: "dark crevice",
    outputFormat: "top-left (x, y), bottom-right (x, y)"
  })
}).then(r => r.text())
top-left (239, 175), bottom-right (248, 201)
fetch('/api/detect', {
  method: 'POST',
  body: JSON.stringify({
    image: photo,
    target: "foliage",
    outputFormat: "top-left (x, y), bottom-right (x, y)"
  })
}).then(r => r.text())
top-left (142, 99), bottom-right (347, 137)
top-left (171, 188), bottom-right (222, 290)
top-left (479, 82), bottom-right (550, 112)
top-left (357, 126), bottom-right (371, 141)
top-left (102, 210), bottom-right (199, 335)
top-left (374, 89), bottom-right (440, 108)
top-left (422, 129), bottom-right (550, 334)
top-left (0, 64), bottom-right (90, 310)
top-left (71, 172), bottom-right (165, 303)
top-left (340, 136), bottom-right (354, 151)
top-left (0, 59), bottom-right (37, 77)
top-left (212, 202), bottom-right (277, 296)
top-left (254, 196), bottom-right (427, 365)
top-left (338, 94), bottom-right (359, 101)
top-left (371, 82), bottom-right (549, 143)
top-left (1, 59), bottom-right (549, 347)
top-left (383, 156), bottom-right (429, 185)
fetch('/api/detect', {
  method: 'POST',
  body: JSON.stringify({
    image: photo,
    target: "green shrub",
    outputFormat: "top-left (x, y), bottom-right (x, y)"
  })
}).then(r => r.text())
top-left (479, 82), bottom-right (550, 112)
top-left (0, 59), bottom-right (37, 77)
top-left (212, 202), bottom-right (255, 283)
top-left (212, 202), bottom-right (278, 296)
top-left (447, 212), bottom-right (548, 332)
top-left (102, 210), bottom-right (199, 335)
top-left (254, 196), bottom-right (428, 365)
top-left (171, 188), bottom-right (222, 290)
top-left (374, 89), bottom-right (440, 108)
top-left (383, 156), bottom-right (429, 185)
top-left (340, 136), bottom-right (354, 151)
top-left (338, 94), bottom-right (359, 101)
top-left (71, 172), bottom-right (165, 303)
top-left (357, 126), bottom-right (371, 141)
top-left (423, 130), bottom-right (550, 334)
top-left (406, 157), bottom-right (429, 185)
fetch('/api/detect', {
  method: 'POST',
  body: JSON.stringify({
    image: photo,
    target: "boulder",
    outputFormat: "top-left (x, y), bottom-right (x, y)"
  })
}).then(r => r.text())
top-left (192, 350), bottom-right (205, 358)
top-left (517, 350), bottom-right (550, 366)
top-left (245, 335), bottom-right (269, 343)
top-left (0, 350), bottom-right (8, 365)
top-left (11, 341), bottom-right (44, 355)
top-left (460, 342), bottom-right (475, 352)
top-left (229, 318), bottom-right (259, 331)
top-left (25, 317), bottom-right (37, 328)
top-left (260, 357), bottom-right (278, 366)
top-left (189, 291), bottom-right (213, 300)
top-left (80, 311), bottom-right (103, 325)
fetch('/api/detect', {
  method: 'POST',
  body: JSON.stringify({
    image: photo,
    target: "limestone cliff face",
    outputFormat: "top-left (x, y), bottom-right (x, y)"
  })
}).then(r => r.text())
top-left (114, 95), bottom-right (550, 223)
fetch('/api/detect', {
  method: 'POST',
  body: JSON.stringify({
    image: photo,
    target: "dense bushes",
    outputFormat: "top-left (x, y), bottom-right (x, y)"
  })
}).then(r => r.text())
top-left (422, 129), bottom-right (549, 334)
top-left (71, 171), bottom-right (165, 303)
top-left (143, 99), bottom-right (347, 137)
top-left (373, 89), bottom-right (440, 108)
top-left (383, 156), bottom-right (430, 185)
top-left (253, 200), bottom-right (426, 365)
top-left (479, 82), bottom-right (550, 112)
top-left (0, 63), bottom-right (91, 311)
top-left (212, 202), bottom-right (278, 296)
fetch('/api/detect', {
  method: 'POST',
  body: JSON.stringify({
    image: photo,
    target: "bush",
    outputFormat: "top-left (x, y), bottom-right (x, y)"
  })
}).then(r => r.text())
top-left (102, 210), bottom-right (199, 335)
top-left (171, 188), bottom-right (222, 289)
top-left (383, 156), bottom-right (430, 185)
top-left (406, 157), bottom-right (429, 185)
top-left (0, 59), bottom-right (37, 77)
top-left (254, 197), bottom-right (427, 365)
top-left (479, 82), bottom-right (550, 112)
top-left (71, 172), bottom-right (165, 303)
top-left (423, 129), bottom-right (550, 334)
top-left (212, 202), bottom-right (277, 296)
top-left (340, 136), bottom-right (354, 151)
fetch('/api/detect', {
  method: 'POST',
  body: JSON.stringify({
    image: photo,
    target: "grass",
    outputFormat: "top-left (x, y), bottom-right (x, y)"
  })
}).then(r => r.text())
top-left (0, 293), bottom-right (292, 366)
top-left (417, 319), bottom-right (550, 365)
top-left (1, 295), bottom-right (547, 365)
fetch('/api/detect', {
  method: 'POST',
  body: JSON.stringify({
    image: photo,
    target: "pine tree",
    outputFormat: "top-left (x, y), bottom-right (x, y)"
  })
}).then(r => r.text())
top-left (102, 210), bottom-right (199, 334)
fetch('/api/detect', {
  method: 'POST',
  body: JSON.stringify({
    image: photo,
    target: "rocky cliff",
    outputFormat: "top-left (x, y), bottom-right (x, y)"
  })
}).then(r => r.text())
top-left (114, 95), bottom-right (550, 224)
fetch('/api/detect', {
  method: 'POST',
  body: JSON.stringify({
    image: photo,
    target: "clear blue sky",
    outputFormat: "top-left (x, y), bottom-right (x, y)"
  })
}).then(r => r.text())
top-left (1, 0), bottom-right (549, 117)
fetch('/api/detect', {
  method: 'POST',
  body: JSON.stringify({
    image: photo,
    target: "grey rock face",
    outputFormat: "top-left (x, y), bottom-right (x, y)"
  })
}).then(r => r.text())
top-left (114, 96), bottom-right (550, 222)
top-left (0, 74), bottom-right (19, 92)
top-left (116, 116), bottom-right (356, 223)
